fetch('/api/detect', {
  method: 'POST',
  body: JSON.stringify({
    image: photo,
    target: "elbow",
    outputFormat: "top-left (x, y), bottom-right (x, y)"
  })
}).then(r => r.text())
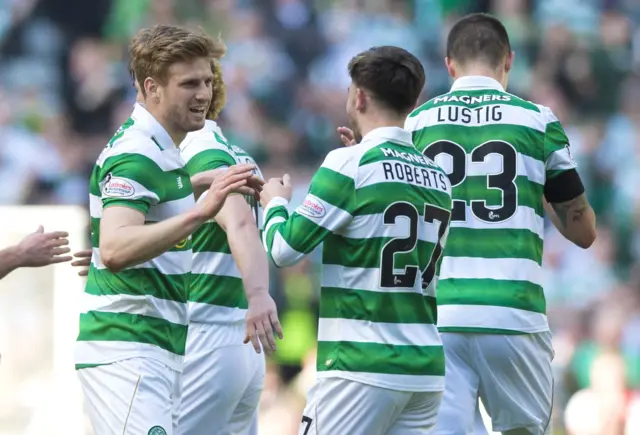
top-left (572, 225), bottom-right (597, 249)
top-left (100, 242), bottom-right (126, 273)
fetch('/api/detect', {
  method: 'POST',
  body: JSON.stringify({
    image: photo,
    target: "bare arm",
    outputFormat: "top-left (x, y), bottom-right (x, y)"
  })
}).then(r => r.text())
top-left (215, 194), bottom-right (282, 354)
top-left (100, 164), bottom-right (258, 273)
top-left (545, 193), bottom-right (596, 249)
top-left (99, 206), bottom-right (204, 272)
top-left (216, 195), bottom-right (269, 302)
top-left (0, 246), bottom-right (23, 279)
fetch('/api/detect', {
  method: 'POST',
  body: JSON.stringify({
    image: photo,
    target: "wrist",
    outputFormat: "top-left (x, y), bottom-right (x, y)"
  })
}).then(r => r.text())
top-left (186, 206), bottom-right (209, 229)
top-left (5, 244), bottom-right (25, 269)
top-left (246, 288), bottom-right (270, 301)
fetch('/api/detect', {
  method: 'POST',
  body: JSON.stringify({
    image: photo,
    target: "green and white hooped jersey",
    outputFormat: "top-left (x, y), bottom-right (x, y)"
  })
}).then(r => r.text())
top-left (180, 120), bottom-right (262, 347)
top-left (405, 75), bottom-right (578, 335)
top-left (263, 127), bottom-right (452, 393)
top-left (76, 103), bottom-right (195, 371)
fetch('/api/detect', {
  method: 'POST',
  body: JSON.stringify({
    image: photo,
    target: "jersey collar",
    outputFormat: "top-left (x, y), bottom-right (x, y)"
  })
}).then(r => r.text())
top-left (131, 103), bottom-right (175, 150)
top-left (450, 76), bottom-right (505, 92)
top-left (361, 126), bottom-right (413, 147)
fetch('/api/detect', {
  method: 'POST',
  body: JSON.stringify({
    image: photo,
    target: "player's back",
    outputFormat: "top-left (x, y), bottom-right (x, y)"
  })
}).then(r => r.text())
top-left (311, 127), bottom-right (452, 393)
top-left (405, 76), bottom-right (575, 335)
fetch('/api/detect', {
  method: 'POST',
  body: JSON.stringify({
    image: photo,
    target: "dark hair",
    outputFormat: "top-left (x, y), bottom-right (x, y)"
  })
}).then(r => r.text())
top-left (347, 46), bottom-right (425, 115)
top-left (446, 13), bottom-right (511, 69)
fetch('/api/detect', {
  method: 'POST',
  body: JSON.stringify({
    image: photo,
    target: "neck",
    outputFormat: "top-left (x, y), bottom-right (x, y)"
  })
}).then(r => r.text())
top-left (357, 111), bottom-right (406, 139)
top-left (455, 64), bottom-right (505, 88)
top-left (144, 104), bottom-right (184, 147)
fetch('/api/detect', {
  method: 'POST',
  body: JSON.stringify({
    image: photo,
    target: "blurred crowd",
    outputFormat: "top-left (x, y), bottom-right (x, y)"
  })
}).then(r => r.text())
top-left (1, 0), bottom-right (640, 433)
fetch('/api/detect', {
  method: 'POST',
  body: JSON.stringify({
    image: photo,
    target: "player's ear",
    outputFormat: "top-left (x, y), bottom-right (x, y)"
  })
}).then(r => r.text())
top-left (355, 87), bottom-right (367, 112)
top-left (505, 50), bottom-right (515, 73)
top-left (144, 77), bottom-right (160, 103)
top-left (444, 57), bottom-right (455, 78)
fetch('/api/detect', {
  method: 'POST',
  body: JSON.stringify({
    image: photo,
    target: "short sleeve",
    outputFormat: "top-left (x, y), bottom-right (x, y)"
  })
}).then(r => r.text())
top-left (182, 131), bottom-right (237, 176)
top-left (100, 153), bottom-right (163, 215)
top-left (541, 107), bottom-right (577, 179)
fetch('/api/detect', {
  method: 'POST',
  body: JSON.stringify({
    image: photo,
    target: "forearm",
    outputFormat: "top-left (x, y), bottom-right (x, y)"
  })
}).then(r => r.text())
top-left (547, 194), bottom-right (597, 249)
top-left (263, 199), bottom-right (307, 267)
top-left (227, 222), bottom-right (270, 300)
top-left (543, 199), bottom-right (568, 236)
top-left (101, 208), bottom-right (204, 271)
top-left (0, 245), bottom-right (22, 279)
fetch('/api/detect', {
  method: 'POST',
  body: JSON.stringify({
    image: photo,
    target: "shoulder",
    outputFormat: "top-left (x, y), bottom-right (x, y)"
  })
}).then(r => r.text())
top-left (180, 122), bottom-right (235, 162)
top-left (99, 128), bottom-right (161, 166)
top-left (321, 145), bottom-right (366, 179)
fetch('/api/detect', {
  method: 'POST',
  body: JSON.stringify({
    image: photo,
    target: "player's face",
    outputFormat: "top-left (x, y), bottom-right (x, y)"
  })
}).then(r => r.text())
top-left (346, 83), bottom-right (363, 142)
top-left (159, 58), bottom-right (213, 135)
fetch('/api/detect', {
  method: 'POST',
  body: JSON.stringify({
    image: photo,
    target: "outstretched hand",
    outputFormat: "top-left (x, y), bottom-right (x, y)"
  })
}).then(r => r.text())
top-left (190, 166), bottom-right (264, 201)
top-left (16, 225), bottom-right (72, 267)
top-left (259, 174), bottom-right (293, 208)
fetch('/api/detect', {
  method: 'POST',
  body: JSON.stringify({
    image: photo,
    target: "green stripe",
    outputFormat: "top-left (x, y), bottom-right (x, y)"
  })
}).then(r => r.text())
top-left (77, 311), bottom-right (187, 356)
top-left (192, 221), bottom-right (230, 253)
top-left (186, 149), bottom-right (236, 175)
top-left (277, 212), bottom-right (331, 256)
top-left (309, 168), bottom-right (356, 213)
top-left (445, 228), bottom-right (542, 263)
top-left (94, 153), bottom-right (193, 202)
top-left (456, 175), bottom-right (543, 216)
top-left (409, 90), bottom-right (540, 115)
top-left (543, 121), bottom-right (570, 160)
top-left (413, 123), bottom-right (545, 163)
top-left (323, 234), bottom-right (437, 269)
top-left (437, 278), bottom-right (546, 313)
top-left (189, 274), bottom-right (248, 308)
top-left (317, 341), bottom-right (444, 376)
top-left (85, 266), bottom-right (189, 303)
top-left (320, 287), bottom-right (437, 325)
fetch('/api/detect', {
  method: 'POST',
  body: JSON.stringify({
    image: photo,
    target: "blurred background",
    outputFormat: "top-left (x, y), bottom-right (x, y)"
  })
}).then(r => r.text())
top-left (0, 0), bottom-right (639, 434)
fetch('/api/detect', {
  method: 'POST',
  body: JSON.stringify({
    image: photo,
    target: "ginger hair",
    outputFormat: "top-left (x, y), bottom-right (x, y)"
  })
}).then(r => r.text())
top-left (129, 24), bottom-right (226, 98)
top-left (207, 58), bottom-right (227, 120)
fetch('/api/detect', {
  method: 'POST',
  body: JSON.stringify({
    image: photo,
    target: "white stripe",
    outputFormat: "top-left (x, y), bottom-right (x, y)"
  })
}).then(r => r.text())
top-left (342, 211), bottom-right (442, 243)
top-left (270, 231), bottom-right (305, 267)
top-left (74, 340), bottom-right (183, 371)
top-left (146, 195), bottom-right (196, 222)
top-left (97, 134), bottom-right (186, 172)
top-left (180, 127), bottom-right (231, 163)
top-left (89, 194), bottom-right (102, 219)
top-left (439, 257), bottom-right (543, 287)
top-left (91, 247), bottom-right (192, 275)
top-left (191, 251), bottom-right (240, 278)
top-left (451, 204), bottom-right (544, 238)
top-left (317, 370), bottom-right (445, 392)
top-left (101, 176), bottom-right (160, 205)
top-left (437, 304), bottom-right (548, 333)
top-left (407, 105), bottom-right (547, 133)
top-left (187, 301), bottom-right (246, 324)
top-left (546, 146), bottom-right (577, 172)
top-left (356, 160), bottom-right (451, 194)
top-left (80, 293), bottom-right (188, 325)
top-left (318, 318), bottom-right (441, 347)
top-left (293, 196), bottom-right (353, 233)
top-left (321, 264), bottom-right (433, 297)
top-left (262, 216), bottom-right (285, 252)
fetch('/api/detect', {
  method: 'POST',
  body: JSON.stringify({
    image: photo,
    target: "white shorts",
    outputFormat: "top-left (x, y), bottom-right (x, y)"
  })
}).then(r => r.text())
top-left (435, 332), bottom-right (554, 435)
top-left (299, 377), bottom-right (442, 435)
top-left (77, 357), bottom-right (181, 435)
top-left (177, 323), bottom-right (265, 435)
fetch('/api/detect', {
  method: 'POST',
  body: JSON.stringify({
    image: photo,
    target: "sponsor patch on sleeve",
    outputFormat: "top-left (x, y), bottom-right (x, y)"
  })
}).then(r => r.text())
top-left (102, 174), bottom-right (135, 197)
top-left (296, 194), bottom-right (326, 219)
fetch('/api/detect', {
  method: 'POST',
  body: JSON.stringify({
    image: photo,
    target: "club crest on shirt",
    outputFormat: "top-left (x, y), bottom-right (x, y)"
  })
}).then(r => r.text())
top-left (148, 426), bottom-right (167, 435)
top-left (297, 194), bottom-right (326, 219)
top-left (102, 173), bottom-right (135, 198)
